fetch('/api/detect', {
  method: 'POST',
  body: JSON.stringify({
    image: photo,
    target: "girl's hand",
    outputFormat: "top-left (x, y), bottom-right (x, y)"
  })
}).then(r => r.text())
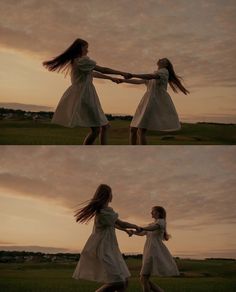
top-left (122, 73), bottom-right (133, 79)
top-left (126, 230), bottom-right (134, 237)
top-left (111, 77), bottom-right (122, 84)
top-left (135, 225), bottom-right (143, 232)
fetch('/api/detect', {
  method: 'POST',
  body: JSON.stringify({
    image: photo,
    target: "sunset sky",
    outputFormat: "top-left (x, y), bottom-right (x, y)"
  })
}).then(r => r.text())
top-left (0, 146), bottom-right (236, 259)
top-left (0, 0), bottom-right (236, 123)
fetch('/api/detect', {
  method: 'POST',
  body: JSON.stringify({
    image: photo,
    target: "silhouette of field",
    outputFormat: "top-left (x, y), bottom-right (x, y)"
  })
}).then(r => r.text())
top-left (0, 120), bottom-right (236, 145)
top-left (0, 258), bottom-right (236, 291)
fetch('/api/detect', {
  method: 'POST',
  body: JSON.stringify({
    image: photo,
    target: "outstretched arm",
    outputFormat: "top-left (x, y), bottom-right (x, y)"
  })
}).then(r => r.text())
top-left (115, 224), bottom-right (133, 236)
top-left (116, 219), bottom-right (142, 231)
top-left (131, 73), bottom-right (160, 80)
top-left (116, 78), bottom-right (147, 85)
top-left (94, 65), bottom-right (132, 79)
top-left (142, 224), bottom-right (160, 231)
top-left (131, 230), bottom-right (147, 236)
top-left (92, 71), bottom-right (118, 81)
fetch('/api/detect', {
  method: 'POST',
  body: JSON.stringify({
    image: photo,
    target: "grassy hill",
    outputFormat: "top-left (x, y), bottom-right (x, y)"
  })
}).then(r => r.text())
top-left (0, 258), bottom-right (235, 291)
top-left (0, 120), bottom-right (235, 145)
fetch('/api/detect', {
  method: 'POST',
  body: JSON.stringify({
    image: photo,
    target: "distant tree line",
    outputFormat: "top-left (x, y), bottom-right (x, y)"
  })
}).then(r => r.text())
top-left (0, 108), bottom-right (133, 121)
top-left (0, 251), bottom-right (143, 263)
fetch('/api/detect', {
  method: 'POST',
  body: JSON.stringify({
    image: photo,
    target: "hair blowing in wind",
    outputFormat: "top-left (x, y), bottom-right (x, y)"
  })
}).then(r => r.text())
top-left (165, 58), bottom-right (190, 95)
top-left (42, 38), bottom-right (88, 74)
top-left (74, 184), bottom-right (112, 223)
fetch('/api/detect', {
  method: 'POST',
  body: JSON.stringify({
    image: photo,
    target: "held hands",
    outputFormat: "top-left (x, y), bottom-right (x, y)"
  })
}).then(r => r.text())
top-left (122, 72), bottom-right (133, 79)
top-left (126, 229), bottom-right (134, 237)
top-left (125, 225), bottom-right (143, 237)
top-left (111, 77), bottom-right (124, 84)
top-left (135, 225), bottom-right (143, 232)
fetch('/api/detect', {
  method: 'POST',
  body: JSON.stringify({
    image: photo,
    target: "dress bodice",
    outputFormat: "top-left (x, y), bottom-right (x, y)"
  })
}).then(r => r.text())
top-left (94, 207), bottom-right (118, 231)
top-left (147, 68), bottom-right (169, 91)
top-left (146, 219), bottom-right (166, 240)
top-left (71, 56), bottom-right (96, 84)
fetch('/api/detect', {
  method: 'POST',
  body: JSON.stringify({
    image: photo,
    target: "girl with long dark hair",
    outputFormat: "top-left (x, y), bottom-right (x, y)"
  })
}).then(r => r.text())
top-left (128, 206), bottom-right (179, 292)
top-left (43, 39), bottom-right (131, 145)
top-left (116, 58), bottom-right (189, 145)
top-left (72, 184), bottom-right (141, 292)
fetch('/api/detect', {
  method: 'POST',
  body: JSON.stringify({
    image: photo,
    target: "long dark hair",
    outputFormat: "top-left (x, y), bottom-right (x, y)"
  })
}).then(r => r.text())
top-left (162, 58), bottom-right (189, 95)
top-left (42, 38), bottom-right (88, 74)
top-left (74, 184), bottom-right (112, 223)
top-left (153, 206), bottom-right (170, 241)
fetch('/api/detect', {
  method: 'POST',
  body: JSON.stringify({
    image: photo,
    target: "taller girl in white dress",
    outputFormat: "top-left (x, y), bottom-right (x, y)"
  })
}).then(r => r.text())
top-left (129, 206), bottom-right (179, 292)
top-left (117, 58), bottom-right (189, 145)
top-left (73, 184), bottom-right (141, 292)
top-left (43, 38), bottom-right (131, 145)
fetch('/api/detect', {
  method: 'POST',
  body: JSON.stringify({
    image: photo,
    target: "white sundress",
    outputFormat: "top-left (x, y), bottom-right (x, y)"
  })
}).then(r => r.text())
top-left (131, 68), bottom-right (181, 131)
top-left (141, 219), bottom-right (180, 276)
top-left (72, 207), bottom-right (131, 283)
top-left (52, 56), bottom-right (108, 128)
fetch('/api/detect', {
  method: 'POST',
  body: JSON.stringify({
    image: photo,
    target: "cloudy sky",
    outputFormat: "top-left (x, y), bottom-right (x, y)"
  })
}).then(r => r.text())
top-left (0, 146), bottom-right (236, 258)
top-left (0, 0), bottom-right (236, 122)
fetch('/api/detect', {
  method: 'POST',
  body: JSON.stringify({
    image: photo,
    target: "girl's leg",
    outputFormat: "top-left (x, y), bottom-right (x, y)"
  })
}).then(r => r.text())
top-left (83, 127), bottom-right (100, 145)
top-left (100, 123), bottom-right (110, 145)
top-left (149, 280), bottom-right (164, 292)
top-left (130, 127), bottom-right (138, 145)
top-left (138, 128), bottom-right (147, 145)
top-left (140, 275), bottom-right (151, 292)
top-left (95, 281), bottom-right (126, 292)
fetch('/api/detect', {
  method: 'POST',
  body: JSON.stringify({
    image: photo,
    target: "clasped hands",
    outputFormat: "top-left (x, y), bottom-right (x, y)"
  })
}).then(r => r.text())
top-left (111, 72), bottom-right (133, 84)
top-left (126, 225), bottom-right (143, 237)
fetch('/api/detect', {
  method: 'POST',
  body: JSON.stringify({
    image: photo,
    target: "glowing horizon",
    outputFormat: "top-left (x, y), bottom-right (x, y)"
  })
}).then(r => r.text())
top-left (0, 0), bottom-right (236, 123)
top-left (0, 146), bottom-right (236, 259)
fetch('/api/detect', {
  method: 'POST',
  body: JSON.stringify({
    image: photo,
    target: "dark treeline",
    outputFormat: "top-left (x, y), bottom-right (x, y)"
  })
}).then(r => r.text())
top-left (0, 108), bottom-right (133, 121)
top-left (0, 251), bottom-right (144, 263)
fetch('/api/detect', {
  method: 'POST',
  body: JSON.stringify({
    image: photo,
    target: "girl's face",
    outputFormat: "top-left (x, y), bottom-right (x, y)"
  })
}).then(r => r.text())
top-left (151, 208), bottom-right (159, 219)
top-left (81, 44), bottom-right (88, 56)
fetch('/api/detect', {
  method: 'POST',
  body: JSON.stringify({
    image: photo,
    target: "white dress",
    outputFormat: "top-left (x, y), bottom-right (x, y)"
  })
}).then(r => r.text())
top-left (52, 56), bottom-right (108, 128)
top-left (130, 68), bottom-right (181, 131)
top-left (141, 219), bottom-right (179, 276)
top-left (72, 207), bottom-right (131, 283)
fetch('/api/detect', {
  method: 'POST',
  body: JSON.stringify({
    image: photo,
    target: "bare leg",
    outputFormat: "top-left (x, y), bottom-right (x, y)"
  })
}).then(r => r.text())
top-left (149, 280), bottom-right (164, 292)
top-left (95, 281), bottom-right (126, 292)
top-left (83, 127), bottom-right (100, 145)
top-left (100, 123), bottom-right (110, 145)
top-left (140, 275), bottom-right (151, 292)
top-left (130, 127), bottom-right (138, 145)
top-left (138, 128), bottom-right (147, 145)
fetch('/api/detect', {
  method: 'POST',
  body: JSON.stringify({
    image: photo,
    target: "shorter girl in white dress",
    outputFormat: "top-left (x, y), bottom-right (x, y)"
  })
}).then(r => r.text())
top-left (129, 206), bottom-right (179, 292)
top-left (43, 39), bottom-right (131, 145)
top-left (117, 58), bottom-right (189, 145)
top-left (73, 184), bottom-right (141, 292)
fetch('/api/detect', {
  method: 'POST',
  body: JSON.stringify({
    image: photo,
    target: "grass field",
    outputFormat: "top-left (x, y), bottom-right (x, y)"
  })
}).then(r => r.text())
top-left (0, 120), bottom-right (236, 145)
top-left (0, 258), bottom-right (236, 292)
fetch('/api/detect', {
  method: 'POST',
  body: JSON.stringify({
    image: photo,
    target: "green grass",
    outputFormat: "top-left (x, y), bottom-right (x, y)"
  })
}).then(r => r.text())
top-left (0, 259), bottom-right (235, 291)
top-left (0, 120), bottom-right (235, 144)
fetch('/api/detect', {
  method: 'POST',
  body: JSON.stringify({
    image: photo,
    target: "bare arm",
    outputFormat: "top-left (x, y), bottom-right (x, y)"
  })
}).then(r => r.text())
top-left (142, 224), bottom-right (160, 231)
top-left (116, 219), bottom-right (141, 231)
top-left (115, 224), bottom-right (131, 235)
top-left (131, 73), bottom-right (160, 80)
top-left (92, 71), bottom-right (116, 81)
top-left (132, 230), bottom-right (147, 236)
top-left (117, 78), bottom-right (147, 85)
top-left (94, 65), bottom-right (131, 78)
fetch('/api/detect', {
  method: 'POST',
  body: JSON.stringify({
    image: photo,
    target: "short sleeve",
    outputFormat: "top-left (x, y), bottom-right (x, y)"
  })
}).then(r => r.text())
top-left (97, 208), bottom-right (118, 227)
top-left (155, 219), bottom-right (165, 229)
top-left (75, 56), bottom-right (96, 71)
top-left (157, 68), bottom-right (169, 81)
